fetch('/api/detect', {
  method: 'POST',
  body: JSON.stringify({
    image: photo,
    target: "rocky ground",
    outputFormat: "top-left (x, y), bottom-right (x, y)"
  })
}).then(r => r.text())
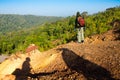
top-left (0, 26), bottom-right (120, 80)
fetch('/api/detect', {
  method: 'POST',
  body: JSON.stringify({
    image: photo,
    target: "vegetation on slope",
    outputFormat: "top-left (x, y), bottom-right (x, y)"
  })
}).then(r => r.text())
top-left (0, 14), bottom-right (62, 33)
top-left (0, 6), bottom-right (120, 54)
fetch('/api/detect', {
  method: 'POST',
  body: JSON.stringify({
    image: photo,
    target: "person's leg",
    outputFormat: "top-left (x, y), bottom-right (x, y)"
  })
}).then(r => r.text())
top-left (77, 28), bottom-right (82, 43)
top-left (81, 27), bottom-right (84, 42)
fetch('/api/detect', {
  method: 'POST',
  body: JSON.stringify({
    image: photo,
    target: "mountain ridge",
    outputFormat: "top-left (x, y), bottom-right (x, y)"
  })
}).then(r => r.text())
top-left (0, 6), bottom-right (120, 54)
top-left (0, 14), bottom-right (63, 33)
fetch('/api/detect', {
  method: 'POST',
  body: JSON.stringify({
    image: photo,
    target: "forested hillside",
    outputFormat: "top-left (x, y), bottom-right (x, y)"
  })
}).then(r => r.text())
top-left (0, 6), bottom-right (120, 54)
top-left (0, 14), bottom-right (62, 33)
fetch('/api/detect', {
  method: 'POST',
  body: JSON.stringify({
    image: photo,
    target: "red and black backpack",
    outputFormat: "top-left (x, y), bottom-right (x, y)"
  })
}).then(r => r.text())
top-left (77, 16), bottom-right (85, 27)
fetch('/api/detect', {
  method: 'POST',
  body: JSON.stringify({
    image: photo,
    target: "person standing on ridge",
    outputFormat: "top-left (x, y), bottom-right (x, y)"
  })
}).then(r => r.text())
top-left (75, 12), bottom-right (85, 43)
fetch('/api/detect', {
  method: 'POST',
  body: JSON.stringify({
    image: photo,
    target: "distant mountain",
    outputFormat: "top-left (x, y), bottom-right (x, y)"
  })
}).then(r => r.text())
top-left (0, 14), bottom-right (63, 33)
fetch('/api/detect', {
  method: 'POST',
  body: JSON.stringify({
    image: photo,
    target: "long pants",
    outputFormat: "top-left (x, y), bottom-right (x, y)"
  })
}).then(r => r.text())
top-left (77, 27), bottom-right (84, 43)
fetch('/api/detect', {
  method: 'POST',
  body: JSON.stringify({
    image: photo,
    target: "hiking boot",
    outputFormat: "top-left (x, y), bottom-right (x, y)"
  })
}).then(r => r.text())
top-left (81, 40), bottom-right (84, 43)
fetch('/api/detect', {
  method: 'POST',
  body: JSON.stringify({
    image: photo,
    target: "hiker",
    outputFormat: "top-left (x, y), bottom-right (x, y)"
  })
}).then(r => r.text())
top-left (75, 12), bottom-right (85, 43)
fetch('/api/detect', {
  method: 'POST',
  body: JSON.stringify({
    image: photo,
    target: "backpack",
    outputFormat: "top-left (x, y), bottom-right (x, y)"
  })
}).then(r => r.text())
top-left (77, 16), bottom-right (85, 27)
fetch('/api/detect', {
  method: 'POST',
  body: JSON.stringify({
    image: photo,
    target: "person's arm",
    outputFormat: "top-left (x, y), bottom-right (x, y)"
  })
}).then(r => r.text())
top-left (75, 18), bottom-right (78, 28)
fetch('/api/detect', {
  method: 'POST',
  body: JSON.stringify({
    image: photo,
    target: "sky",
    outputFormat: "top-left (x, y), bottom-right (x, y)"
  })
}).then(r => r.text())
top-left (0, 0), bottom-right (120, 16)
